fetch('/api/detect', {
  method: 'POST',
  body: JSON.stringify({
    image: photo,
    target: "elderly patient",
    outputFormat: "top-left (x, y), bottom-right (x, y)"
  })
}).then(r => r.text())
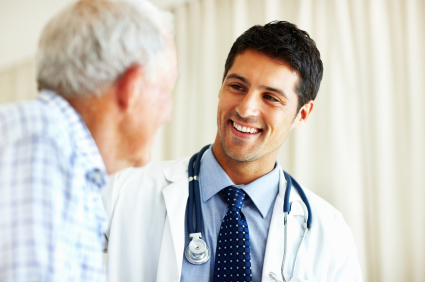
top-left (0, 0), bottom-right (177, 281)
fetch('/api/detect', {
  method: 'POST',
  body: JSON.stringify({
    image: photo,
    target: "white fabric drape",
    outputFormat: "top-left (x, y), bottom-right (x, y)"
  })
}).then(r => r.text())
top-left (1, 1), bottom-right (424, 281)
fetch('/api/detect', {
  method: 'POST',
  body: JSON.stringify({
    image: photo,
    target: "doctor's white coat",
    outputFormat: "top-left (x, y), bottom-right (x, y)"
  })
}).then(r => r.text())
top-left (102, 157), bottom-right (362, 282)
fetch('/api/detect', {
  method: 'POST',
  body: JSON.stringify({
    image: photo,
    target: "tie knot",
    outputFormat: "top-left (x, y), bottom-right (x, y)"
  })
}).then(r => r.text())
top-left (221, 186), bottom-right (246, 210)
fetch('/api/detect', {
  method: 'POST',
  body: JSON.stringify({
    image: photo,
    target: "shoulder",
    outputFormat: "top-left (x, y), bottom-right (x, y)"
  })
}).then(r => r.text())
top-left (0, 99), bottom-right (69, 149)
top-left (303, 189), bottom-right (343, 223)
top-left (113, 156), bottom-right (190, 190)
top-left (301, 187), bottom-right (351, 238)
top-left (102, 157), bottom-right (190, 215)
top-left (301, 186), bottom-right (360, 263)
top-left (301, 187), bottom-right (362, 279)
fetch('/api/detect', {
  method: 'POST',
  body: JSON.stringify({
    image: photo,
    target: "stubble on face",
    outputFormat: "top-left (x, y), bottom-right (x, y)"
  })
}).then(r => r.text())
top-left (212, 50), bottom-right (301, 183)
top-left (217, 111), bottom-right (265, 162)
top-left (216, 109), bottom-right (296, 165)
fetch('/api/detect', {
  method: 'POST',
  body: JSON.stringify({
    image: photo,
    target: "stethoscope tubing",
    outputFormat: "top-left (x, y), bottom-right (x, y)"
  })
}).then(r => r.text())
top-left (187, 144), bottom-right (210, 234)
top-left (187, 153), bottom-right (197, 234)
top-left (282, 171), bottom-right (312, 229)
top-left (186, 144), bottom-right (313, 279)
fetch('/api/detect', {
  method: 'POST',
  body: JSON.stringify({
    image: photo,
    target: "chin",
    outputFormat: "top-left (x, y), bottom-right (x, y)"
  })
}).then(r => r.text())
top-left (133, 160), bottom-right (147, 167)
top-left (226, 149), bottom-right (257, 162)
top-left (221, 140), bottom-right (257, 162)
top-left (132, 154), bottom-right (150, 167)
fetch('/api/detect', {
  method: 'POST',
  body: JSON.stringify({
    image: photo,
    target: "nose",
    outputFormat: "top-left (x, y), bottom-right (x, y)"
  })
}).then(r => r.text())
top-left (235, 91), bottom-right (260, 118)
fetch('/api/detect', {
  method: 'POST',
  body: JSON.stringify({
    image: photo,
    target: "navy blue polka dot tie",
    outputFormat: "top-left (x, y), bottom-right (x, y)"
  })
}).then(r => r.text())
top-left (213, 186), bottom-right (252, 282)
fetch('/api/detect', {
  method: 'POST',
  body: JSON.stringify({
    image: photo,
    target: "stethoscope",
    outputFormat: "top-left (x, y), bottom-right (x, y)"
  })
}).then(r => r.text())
top-left (184, 145), bottom-right (312, 282)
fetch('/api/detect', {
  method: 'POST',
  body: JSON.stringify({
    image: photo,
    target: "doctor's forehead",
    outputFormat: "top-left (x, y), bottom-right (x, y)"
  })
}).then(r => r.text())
top-left (224, 50), bottom-right (297, 76)
top-left (225, 51), bottom-right (298, 86)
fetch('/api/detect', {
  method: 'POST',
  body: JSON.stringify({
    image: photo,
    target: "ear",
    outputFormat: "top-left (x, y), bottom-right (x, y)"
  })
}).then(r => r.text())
top-left (115, 65), bottom-right (146, 112)
top-left (293, 100), bottom-right (314, 128)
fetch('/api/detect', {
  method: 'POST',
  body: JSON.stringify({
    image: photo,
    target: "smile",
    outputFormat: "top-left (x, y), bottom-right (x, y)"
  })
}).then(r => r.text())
top-left (232, 121), bottom-right (260, 134)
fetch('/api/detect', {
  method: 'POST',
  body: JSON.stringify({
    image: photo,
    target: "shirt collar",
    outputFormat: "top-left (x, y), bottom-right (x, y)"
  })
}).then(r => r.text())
top-left (37, 90), bottom-right (108, 190)
top-left (199, 145), bottom-right (280, 218)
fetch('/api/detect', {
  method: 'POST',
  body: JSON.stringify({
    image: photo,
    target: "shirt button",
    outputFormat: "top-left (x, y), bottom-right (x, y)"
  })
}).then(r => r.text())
top-left (173, 269), bottom-right (179, 279)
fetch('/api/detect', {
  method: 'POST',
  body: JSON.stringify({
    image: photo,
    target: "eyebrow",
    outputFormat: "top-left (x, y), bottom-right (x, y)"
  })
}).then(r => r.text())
top-left (226, 73), bottom-right (288, 99)
top-left (226, 74), bottom-right (250, 86)
top-left (260, 86), bottom-right (287, 99)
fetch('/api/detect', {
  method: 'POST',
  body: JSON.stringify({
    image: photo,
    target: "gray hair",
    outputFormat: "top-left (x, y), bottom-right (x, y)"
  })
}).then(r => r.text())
top-left (36, 0), bottom-right (174, 97)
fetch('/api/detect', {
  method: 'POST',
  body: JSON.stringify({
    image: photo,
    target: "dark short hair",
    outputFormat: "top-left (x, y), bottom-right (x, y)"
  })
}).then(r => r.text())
top-left (224, 21), bottom-right (323, 113)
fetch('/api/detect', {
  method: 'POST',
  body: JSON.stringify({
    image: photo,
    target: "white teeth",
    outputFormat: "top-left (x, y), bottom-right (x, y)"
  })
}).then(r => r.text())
top-left (233, 121), bottom-right (258, 134)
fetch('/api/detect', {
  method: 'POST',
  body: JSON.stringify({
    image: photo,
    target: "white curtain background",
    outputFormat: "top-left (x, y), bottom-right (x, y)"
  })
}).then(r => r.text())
top-left (0, 1), bottom-right (424, 281)
top-left (0, 60), bottom-right (37, 104)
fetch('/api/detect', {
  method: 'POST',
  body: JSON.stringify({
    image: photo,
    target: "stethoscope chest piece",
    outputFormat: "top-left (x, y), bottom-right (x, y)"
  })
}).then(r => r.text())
top-left (185, 233), bottom-right (210, 264)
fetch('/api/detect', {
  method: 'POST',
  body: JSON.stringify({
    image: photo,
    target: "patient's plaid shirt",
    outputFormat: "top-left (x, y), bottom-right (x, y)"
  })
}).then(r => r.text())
top-left (0, 90), bottom-right (108, 282)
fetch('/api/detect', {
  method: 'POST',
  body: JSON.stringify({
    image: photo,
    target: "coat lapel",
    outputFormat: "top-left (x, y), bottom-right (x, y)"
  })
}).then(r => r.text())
top-left (262, 168), bottom-right (306, 281)
top-left (162, 178), bottom-right (189, 274)
top-left (159, 157), bottom-right (190, 279)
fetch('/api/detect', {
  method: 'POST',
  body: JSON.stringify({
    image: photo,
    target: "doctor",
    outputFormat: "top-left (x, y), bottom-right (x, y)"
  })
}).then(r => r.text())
top-left (102, 21), bottom-right (362, 282)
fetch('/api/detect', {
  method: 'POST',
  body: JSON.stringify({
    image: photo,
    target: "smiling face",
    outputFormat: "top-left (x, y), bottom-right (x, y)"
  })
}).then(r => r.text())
top-left (215, 50), bottom-right (311, 164)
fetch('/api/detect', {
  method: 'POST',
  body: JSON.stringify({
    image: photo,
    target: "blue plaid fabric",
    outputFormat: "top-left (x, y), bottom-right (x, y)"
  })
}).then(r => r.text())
top-left (0, 90), bottom-right (108, 282)
top-left (213, 186), bottom-right (252, 282)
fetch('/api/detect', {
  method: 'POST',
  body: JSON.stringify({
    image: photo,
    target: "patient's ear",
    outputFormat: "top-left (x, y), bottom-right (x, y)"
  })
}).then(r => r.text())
top-left (115, 65), bottom-right (145, 113)
top-left (294, 100), bottom-right (314, 128)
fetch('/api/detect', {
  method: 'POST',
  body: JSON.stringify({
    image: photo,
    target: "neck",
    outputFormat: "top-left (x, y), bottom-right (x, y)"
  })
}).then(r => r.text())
top-left (211, 135), bottom-right (277, 185)
top-left (65, 94), bottom-right (126, 175)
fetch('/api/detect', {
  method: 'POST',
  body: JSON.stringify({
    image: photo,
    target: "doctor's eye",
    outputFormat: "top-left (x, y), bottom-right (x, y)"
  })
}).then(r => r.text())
top-left (264, 94), bottom-right (279, 102)
top-left (230, 84), bottom-right (245, 91)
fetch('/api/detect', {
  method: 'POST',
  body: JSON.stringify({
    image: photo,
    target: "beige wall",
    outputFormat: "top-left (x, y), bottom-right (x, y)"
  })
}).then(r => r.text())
top-left (0, 0), bottom-right (75, 71)
top-left (0, 60), bottom-right (37, 104)
top-left (0, 0), bottom-right (189, 71)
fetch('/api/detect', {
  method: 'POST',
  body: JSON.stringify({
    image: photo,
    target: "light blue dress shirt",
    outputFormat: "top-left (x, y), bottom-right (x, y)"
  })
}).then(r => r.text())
top-left (181, 146), bottom-right (280, 282)
top-left (0, 90), bottom-right (108, 282)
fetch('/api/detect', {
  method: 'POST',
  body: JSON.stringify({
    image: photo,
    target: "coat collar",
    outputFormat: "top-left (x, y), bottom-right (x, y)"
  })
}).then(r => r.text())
top-left (277, 169), bottom-right (307, 217)
top-left (199, 148), bottom-right (280, 219)
top-left (162, 157), bottom-right (190, 183)
top-left (261, 169), bottom-right (308, 280)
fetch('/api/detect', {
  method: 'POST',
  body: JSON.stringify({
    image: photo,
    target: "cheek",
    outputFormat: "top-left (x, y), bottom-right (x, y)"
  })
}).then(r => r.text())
top-left (153, 91), bottom-right (173, 123)
top-left (275, 116), bottom-right (295, 140)
top-left (217, 94), bottom-right (235, 115)
top-left (265, 112), bottom-right (288, 133)
top-left (145, 88), bottom-right (169, 108)
top-left (163, 97), bottom-right (173, 123)
top-left (217, 100), bottom-right (230, 127)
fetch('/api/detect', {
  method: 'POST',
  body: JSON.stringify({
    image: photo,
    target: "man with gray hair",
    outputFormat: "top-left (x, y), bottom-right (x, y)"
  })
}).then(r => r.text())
top-left (0, 0), bottom-right (177, 281)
